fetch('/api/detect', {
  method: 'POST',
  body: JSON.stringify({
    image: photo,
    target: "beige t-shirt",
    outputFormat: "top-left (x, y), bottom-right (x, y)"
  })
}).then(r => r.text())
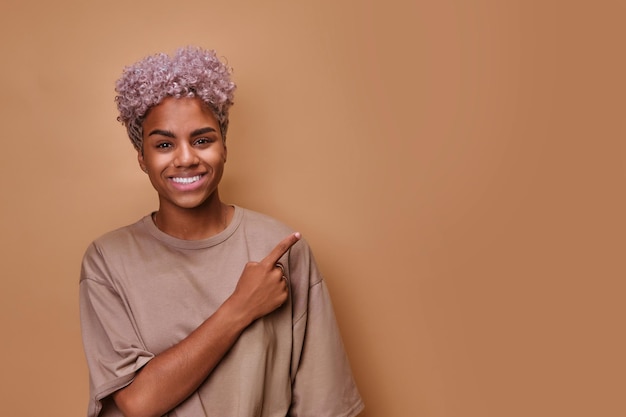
top-left (80, 206), bottom-right (363, 417)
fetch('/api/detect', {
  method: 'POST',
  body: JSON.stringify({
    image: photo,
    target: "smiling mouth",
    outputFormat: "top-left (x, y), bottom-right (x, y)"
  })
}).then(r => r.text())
top-left (171, 175), bottom-right (203, 184)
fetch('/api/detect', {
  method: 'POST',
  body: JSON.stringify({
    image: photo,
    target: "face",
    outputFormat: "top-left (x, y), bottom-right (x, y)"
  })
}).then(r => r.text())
top-left (138, 96), bottom-right (227, 213)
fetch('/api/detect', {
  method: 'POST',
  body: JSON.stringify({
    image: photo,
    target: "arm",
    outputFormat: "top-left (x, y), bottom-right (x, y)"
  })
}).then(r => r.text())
top-left (288, 243), bottom-right (364, 417)
top-left (112, 232), bottom-right (301, 417)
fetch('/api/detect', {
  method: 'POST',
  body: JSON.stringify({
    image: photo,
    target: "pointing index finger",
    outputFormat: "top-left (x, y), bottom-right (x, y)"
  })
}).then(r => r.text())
top-left (262, 232), bottom-right (301, 266)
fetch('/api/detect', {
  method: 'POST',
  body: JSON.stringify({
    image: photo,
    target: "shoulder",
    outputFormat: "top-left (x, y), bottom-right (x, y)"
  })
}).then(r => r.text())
top-left (88, 217), bottom-right (148, 253)
top-left (239, 207), bottom-right (295, 239)
top-left (81, 216), bottom-right (150, 281)
top-left (235, 206), bottom-right (314, 261)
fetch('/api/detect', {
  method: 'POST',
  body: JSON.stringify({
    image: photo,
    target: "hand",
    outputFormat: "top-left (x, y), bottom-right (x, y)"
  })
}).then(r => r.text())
top-left (230, 232), bottom-right (301, 323)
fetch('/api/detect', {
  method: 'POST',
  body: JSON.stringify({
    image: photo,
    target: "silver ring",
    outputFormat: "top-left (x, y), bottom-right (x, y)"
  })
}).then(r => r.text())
top-left (275, 263), bottom-right (285, 274)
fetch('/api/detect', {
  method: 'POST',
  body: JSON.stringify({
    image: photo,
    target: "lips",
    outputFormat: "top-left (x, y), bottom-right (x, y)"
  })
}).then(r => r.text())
top-left (167, 173), bottom-right (208, 191)
top-left (171, 175), bottom-right (203, 184)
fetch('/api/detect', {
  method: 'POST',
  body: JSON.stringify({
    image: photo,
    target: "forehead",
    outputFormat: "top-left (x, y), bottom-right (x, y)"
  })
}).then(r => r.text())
top-left (143, 96), bottom-right (219, 130)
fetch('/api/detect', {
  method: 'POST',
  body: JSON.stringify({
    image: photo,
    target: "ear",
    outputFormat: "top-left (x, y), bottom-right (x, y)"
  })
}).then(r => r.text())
top-left (223, 143), bottom-right (228, 163)
top-left (137, 149), bottom-right (148, 173)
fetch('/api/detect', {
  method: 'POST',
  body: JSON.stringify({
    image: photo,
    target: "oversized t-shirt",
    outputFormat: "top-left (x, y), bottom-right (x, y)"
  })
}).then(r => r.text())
top-left (79, 206), bottom-right (363, 417)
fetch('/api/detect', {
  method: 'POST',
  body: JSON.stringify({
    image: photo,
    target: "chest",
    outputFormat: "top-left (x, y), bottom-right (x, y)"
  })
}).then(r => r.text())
top-left (110, 240), bottom-right (259, 352)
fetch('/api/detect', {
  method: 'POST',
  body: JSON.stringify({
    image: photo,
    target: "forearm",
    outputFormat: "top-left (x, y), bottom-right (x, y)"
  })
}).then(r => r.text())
top-left (112, 233), bottom-right (299, 417)
top-left (112, 296), bottom-right (252, 417)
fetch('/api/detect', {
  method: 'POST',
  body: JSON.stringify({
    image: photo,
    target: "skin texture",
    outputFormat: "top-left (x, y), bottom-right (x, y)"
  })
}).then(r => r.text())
top-left (112, 96), bottom-right (301, 417)
top-left (138, 96), bottom-right (229, 240)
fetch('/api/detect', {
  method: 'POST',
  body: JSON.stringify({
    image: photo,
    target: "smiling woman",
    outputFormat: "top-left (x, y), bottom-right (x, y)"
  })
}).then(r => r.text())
top-left (78, 47), bottom-right (364, 417)
top-left (139, 97), bottom-right (228, 238)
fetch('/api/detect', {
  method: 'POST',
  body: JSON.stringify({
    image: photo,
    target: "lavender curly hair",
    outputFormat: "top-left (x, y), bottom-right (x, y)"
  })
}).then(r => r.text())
top-left (115, 46), bottom-right (236, 150)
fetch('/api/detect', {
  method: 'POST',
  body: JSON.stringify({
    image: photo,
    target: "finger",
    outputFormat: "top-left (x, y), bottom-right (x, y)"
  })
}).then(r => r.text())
top-left (262, 232), bottom-right (301, 266)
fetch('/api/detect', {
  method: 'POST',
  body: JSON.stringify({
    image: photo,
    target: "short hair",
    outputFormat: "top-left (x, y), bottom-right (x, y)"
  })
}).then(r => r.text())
top-left (115, 46), bottom-right (236, 150)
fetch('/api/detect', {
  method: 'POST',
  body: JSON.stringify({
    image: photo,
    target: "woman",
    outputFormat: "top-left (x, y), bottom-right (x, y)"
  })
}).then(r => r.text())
top-left (79, 46), bottom-right (363, 417)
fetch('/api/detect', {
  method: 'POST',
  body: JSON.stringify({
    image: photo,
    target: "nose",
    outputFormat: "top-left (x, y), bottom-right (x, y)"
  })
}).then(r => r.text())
top-left (173, 142), bottom-right (200, 167)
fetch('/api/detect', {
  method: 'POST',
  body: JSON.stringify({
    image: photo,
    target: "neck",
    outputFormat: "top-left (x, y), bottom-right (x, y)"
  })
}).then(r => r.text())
top-left (154, 193), bottom-right (231, 240)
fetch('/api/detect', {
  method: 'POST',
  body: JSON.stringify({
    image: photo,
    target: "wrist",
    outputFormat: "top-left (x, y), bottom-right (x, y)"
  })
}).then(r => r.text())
top-left (221, 294), bottom-right (255, 330)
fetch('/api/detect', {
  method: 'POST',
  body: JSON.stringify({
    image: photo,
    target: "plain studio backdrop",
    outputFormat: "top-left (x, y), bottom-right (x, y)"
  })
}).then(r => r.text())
top-left (1, 1), bottom-right (625, 416)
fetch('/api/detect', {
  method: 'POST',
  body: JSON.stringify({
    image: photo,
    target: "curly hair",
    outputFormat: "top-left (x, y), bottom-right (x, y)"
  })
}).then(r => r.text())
top-left (115, 46), bottom-right (236, 150)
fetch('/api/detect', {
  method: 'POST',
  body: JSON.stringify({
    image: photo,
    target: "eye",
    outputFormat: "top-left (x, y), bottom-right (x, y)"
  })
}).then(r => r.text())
top-left (156, 142), bottom-right (172, 149)
top-left (194, 137), bottom-right (215, 146)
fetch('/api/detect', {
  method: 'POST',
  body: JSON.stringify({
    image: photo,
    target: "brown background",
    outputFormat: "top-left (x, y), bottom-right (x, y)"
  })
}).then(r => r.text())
top-left (1, 0), bottom-right (625, 416)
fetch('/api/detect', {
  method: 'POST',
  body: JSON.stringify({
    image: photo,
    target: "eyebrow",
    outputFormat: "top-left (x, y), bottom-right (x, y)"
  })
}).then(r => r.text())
top-left (190, 127), bottom-right (217, 136)
top-left (148, 129), bottom-right (175, 138)
top-left (148, 127), bottom-right (217, 138)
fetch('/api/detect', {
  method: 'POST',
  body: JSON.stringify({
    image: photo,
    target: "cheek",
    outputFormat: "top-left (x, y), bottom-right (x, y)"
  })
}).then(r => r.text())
top-left (212, 156), bottom-right (226, 171)
top-left (204, 149), bottom-right (227, 166)
top-left (143, 152), bottom-right (169, 168)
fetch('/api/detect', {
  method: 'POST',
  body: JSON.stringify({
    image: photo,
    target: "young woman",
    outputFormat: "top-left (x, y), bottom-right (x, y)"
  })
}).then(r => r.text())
top-left (79, 46), bottom-right (363, 417)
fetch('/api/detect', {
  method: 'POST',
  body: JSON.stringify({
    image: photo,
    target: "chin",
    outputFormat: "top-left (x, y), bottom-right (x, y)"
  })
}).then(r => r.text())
top-left (170, 194), bottom-right (218, 210)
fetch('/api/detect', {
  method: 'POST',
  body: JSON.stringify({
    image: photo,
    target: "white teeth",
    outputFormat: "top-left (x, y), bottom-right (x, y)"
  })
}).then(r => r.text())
top-left (172, 175), bottom-right (201, 184)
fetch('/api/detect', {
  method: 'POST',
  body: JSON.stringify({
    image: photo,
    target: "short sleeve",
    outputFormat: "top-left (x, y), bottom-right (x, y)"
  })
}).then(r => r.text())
top-left (79, 243), bottom-right (154, 417)
top-left (288, 243), bottom-right (364, 417)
